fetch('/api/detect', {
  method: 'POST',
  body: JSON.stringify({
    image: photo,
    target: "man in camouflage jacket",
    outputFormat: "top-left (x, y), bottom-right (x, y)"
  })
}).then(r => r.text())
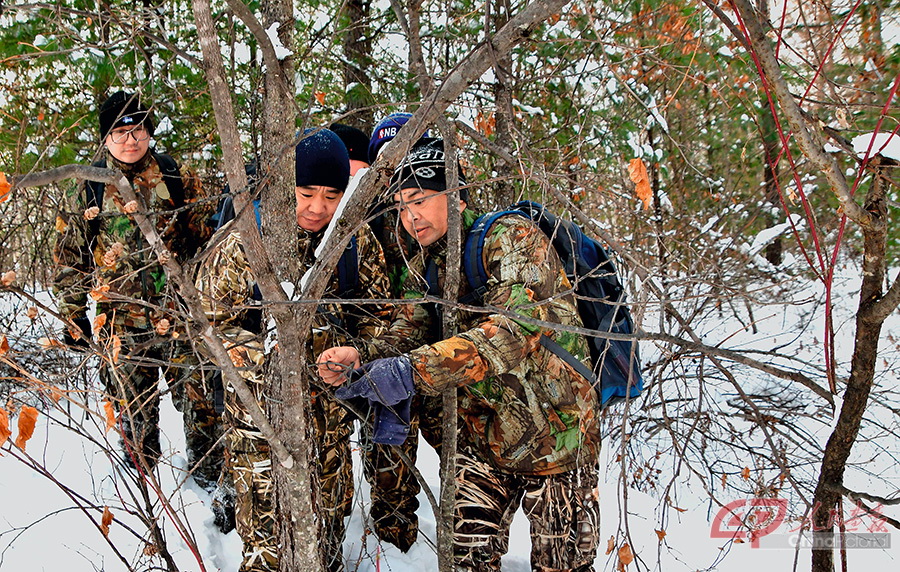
top-left (53, 91), bottom-right (222, 491)
top-left (319, 139), bottom-right (602, 571)
top-left (195, 128), bottom-right (391, 572)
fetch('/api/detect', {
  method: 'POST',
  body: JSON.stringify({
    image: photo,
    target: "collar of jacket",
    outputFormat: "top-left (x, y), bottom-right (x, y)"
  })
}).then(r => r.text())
top-left (107, 148), bottom-right (154, 179)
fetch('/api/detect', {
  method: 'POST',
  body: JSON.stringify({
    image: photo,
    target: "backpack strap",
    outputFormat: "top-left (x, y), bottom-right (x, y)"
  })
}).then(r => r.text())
top-left (152, 152), bottom-right (185, 207)
top-left (462, 209), bottom-right (529, 304)
top-left (538, 334), bottom-right (597, 384)
top-left (336, 236), bottom-right (359, 297)
top-left (85, 159), bottom-right (107, 240)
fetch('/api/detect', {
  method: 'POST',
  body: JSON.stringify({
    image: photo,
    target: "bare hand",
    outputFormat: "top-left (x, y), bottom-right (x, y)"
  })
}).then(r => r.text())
top-left (316, 346), bottom-right (361, 386)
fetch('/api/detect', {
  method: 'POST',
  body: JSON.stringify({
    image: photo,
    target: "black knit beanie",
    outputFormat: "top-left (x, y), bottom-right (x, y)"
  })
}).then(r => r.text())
top-left (330, 123), bottom-right (370, 165)
top-left (389, 138), bottom-right (468, 203)
top-left (295, 129), bottom-right (351, 191)
top-left (98, 91), bottom-right (155, 140)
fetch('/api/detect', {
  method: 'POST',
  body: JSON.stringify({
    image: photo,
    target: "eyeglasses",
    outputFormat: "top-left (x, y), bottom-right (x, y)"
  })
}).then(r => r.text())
top-left (108, 126), bottom-right (150, 144)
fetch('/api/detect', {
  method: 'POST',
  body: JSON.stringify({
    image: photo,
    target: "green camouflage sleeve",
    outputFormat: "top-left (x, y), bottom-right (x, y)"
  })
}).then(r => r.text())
top-left (408, 218), bottom-right (586, 394)
top-left (52, 183), bottom-right (93, 322)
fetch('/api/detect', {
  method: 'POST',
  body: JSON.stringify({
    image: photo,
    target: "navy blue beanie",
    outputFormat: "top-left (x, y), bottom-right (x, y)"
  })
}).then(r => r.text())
top-left (295, 128), bottom-right (350, 191)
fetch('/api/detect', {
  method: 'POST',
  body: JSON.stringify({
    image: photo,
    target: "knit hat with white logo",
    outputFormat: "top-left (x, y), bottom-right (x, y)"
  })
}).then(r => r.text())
top-left (99, 91), bottom-right (155, 140)
top-left (389, 138), bottom-right (468, 203)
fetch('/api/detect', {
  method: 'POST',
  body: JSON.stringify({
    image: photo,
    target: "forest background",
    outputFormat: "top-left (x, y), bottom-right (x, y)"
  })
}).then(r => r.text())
top-left (0, 1), bottom-right (898, 571)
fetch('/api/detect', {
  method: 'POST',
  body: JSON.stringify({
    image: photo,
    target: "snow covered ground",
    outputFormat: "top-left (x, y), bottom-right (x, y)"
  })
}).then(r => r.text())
top-left (2, 266), bottom-right (898, 571)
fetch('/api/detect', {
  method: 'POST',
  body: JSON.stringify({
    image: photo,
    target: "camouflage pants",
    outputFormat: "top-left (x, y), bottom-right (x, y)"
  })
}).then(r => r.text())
top-left (221, 332), bottom-right (353, 572)
top-left (99, 325), bottom-right (224, 487)
top-left (362, 392), bottom-right (443, 552)
top-left (453, 445), bottom-right (600, 572)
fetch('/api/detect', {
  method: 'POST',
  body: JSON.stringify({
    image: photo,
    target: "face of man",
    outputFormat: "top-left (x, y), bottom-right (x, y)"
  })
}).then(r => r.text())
top-left (349, 159), bottom-right (369, 176)
top-left (394, 187), bottom-right (465, 247)
top-left (295, 185), bottom-right (343, 232)
top-left (105, 124), bottom-right (151, 164)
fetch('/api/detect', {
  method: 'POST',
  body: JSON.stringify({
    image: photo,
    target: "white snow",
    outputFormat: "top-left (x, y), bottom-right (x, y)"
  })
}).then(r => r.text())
top-left (264, 22), bottom-right (294, 60)
top-left (2, 264), bottom-right (898, 571)
top-left (851, 131), bottom-right (900, 161)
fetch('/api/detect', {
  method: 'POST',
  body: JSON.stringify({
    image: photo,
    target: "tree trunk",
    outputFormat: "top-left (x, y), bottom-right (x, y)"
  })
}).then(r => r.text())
top-left (756, 0), bottom-right (783, 266)
top-left (341, 0), bottom-right (374, 128)
top-left (810, 162), bottom-right (888, 572)
top-left (490, 0), bottom-right (517, 206)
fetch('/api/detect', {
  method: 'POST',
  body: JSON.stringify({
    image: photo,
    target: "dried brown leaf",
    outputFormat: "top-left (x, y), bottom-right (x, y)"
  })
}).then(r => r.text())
top-left (628, 158), bottom-right (653, 210)
top-left (100, 506), bottom-right (114, 536)
top-left (14, 405), bottom-right (38, 450)
top-left (0, 407), bottom-right (11, 450)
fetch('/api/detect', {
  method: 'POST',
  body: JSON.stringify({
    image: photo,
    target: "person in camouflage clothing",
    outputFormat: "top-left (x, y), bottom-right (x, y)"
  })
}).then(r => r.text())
top-left (53, 91), bottom-right (224, 493)
top-left (318, 139), bottom-right (602, 571)
top-left (195, 128), bottom-right (391, 572)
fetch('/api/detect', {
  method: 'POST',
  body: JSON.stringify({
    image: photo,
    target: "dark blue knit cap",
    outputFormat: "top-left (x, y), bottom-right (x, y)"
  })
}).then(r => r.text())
top-left (295, 128), bottom-right (350, 191)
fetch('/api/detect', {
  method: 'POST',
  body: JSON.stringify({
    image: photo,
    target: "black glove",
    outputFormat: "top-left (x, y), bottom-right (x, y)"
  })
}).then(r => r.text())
top-left (62, 316), bottom-right (93, 348)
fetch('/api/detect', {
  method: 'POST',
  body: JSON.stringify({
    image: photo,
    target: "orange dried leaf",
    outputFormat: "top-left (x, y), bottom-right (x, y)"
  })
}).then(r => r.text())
top-left (93, 313), bottom-right (107, 333)
top-left (89, 284), bottom-right (110, 301)
top-left (154, 318), bottom-right (170, 336)
top-left (606, 536), bottom-right (616, 555)
top-left (100, 506), bottom-right (114, 537)
top-left (0, 171), bottom-right (10, 204)
top-left (110, 335), bottom-right (121, 363)
top-left (655, 529), bottom-right (666, 541)
top-left (48, 386), bottom-right (64, 404)
top-left (55, 215), bottom-right (68, 233)
top-left (721, 472), bottom-right (727, 489)
top-left (742, 466), bottom-right (751, 480)
top-left (1, 270), bottom-right (15, 287)
top-left (0, 407), bottom-right (11, 449)
top-left (103, 400), bottom-right (117, 433)
top-left (628, 158), bottom-right (653, 210)
top-left (314, 91), bottom-right (326, 105)
top-left (26, 306), bottom-right (38, 320)
top-left (0, 335), bottom-right (8, 356)
top-left (14, 405), bottom-right (38, 450)
top-left (618, 543), bottom-right (634, 565)
top-left (38, 337), bottom-right (64, 349)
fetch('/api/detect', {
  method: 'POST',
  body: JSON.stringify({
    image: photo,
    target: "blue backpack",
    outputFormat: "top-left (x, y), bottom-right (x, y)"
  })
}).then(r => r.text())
top-left (463, 200), bottom-right (643, 408)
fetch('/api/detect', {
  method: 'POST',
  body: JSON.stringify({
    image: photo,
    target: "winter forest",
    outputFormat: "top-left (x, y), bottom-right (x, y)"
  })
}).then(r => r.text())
top-left (0, 0), bottom-right (898, 571)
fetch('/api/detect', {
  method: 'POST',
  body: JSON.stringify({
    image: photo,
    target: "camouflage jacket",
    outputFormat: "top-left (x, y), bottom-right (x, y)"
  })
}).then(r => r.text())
top-left (378, 211), bottom-right (601, 475)
top-left (53, 150), bottom-right (214, 330)
top-left (195, 223), bottom-right (391, 390)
